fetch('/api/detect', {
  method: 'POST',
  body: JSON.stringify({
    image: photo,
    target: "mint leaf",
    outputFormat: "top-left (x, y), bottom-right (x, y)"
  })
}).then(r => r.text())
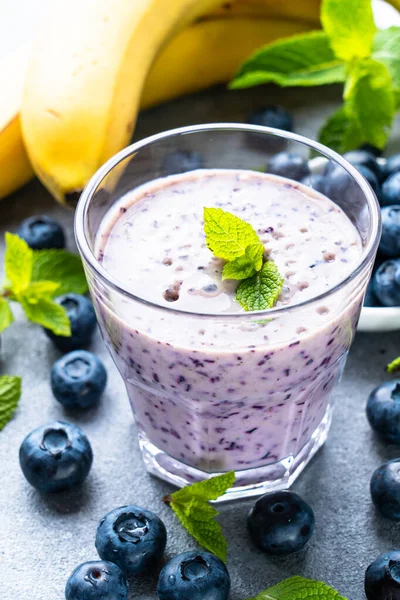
top-left (345, 58), bottom-right (395, 149)
top-left (203, 207), bottom-right (259, 261)
top-left (165, 471), bottom-right (235, 562)
top-left (23, 281), bottom-right (61, 299)
top-left (231, 31), bottom-right (345, 89)
top-left (250, 576), bottom-right (347, 600)
top-left (0, 375), bottom-right (22, 431)
top-left (321, 0), bottom-right (376, 61)
top-left (19, 295), bottom-right (71, 336)
top-left (387, 356), bottom-right (400, 373)
top-left (373, 27), bottom-right (400, 106)
top-left (318, 106), bottom-right (363, 153)
top-left (222, 243), bottom-right (264, 280)
top-left (236, 261), bottom-right (283, 311)
top-left (4, 232), bottom-right (32, 294)
top-left (32, 249), bottom-right (88, 296)
top-left (0, 297), bottom-right (13, 334)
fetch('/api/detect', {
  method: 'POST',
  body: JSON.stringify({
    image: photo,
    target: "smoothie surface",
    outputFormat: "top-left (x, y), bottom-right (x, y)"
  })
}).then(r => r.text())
top-left (96, 169), bottom-right (362, 314)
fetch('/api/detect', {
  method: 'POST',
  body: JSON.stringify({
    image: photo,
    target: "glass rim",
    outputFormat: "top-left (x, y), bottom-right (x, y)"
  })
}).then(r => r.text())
top-left (74, 122), bottom-right (381, 319)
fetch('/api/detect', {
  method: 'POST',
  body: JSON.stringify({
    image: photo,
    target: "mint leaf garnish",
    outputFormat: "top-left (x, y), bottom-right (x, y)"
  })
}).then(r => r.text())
top-left (318, 106), bottom-right (363, 154)
top-left (321, 0), bottom-right (376, 61)
top-left (249, 576), bottom-right (347, 600)
top-left (203, 207), bottom-right (260, 261)
top-left (0, 375), bottom-right (22, 431)
top-left (230, 31), bottom-right (345, 90)
top-left (373, 27), bottom-right (400, 106)
top-left (0, 297), bottom-right (14, 334)
top-left (32, 249), bottom-right (88, 296)
top-left (236, 261), bottom-right (283, 311)
top-left (387, 356), bottom-right (400, 373)
top-left (5, 233), bottom-right (33, 294)
top-left (19, 295), bottom-right (71, 336)
top-left (222, 243), bottom-right (264, 280)
top-left (164, 471), bottom-right (235, 562)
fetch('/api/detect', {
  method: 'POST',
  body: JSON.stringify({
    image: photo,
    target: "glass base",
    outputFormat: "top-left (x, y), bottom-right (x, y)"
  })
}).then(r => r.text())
top-left (139, 407), bottom-right (333, 501)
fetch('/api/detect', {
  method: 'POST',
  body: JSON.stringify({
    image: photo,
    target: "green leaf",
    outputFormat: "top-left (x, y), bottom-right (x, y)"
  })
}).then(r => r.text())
top-left (318, 106), bottom-right (363, 153)
top-left (345, 58), bottom-right (395, 149)
top-left (222, 243), bottom-right (264, 280)
top-left (321, 0), bottom-right (376, 61)
top-left (236, 261), bottom-right (283, 312)
top-left (23, 281), bottom-right (61, 299)
top-left (19, 295), bottom-right (71, 336)
top-left (231, 31), bottom-right (345, 89)
top-left (373, 27), bottom-right (400, 105)
top-left (0, 297), bottom-right (13, 334)
top-left (203, 207), bottom-right (260, 261)
top-left (32, 249), bottom-right (88, 296)
top-left (249, 576), bottom-right (347, 600)
top-left (387, 356), bottom-right (400, 373)
top-left (167, 471), bottom-right (235, 562)
top-left (0, 375), bottom-right (22, 431)
top-left (4, 233), bottom-right (33, 294)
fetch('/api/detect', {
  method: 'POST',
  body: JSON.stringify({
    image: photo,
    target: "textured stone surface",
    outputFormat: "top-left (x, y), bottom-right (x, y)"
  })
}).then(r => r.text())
top-left (1, 85), bottom-right (400, 600)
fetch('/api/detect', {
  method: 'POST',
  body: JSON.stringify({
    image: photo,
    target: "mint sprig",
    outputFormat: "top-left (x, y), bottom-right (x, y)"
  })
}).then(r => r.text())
top-left (250, 576), bottom-right (347, 600)
top-left (387, 356), bottom-right (400, 373)
top-left (0, 375), bottom-right (22, 431)
top-left (163, 471), bottom-right (235, 562)
top-left (231, 0), bottom-right (400, 152)
top-left (203, 208), bottom-right (283, 311)
top-left (1, 233), bottom-right (88, 336)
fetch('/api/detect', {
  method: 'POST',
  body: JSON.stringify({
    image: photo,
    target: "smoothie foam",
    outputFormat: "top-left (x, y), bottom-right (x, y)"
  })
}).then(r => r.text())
top-left (93, 169), bottom-right (364, 478)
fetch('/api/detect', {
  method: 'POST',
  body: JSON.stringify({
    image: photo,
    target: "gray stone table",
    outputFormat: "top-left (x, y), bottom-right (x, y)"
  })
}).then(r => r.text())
top-left (1, 85), bottom-right (400, 600)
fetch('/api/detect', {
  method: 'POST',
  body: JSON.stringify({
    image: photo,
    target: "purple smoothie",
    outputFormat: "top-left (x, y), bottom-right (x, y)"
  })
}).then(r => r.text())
top-left (94, 169), bottom-right (364, 484)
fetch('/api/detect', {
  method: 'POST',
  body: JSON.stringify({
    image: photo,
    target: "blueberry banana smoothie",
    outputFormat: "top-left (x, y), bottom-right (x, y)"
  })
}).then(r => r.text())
top-left (93, 168), bottom-right (364, 487)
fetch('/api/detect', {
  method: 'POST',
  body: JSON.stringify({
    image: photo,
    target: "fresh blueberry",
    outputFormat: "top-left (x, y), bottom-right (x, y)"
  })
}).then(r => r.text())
top-left (95, 505), bottom-right (167, 576)
top-left (365, 550), bottom-right (400, 600)
top-left (51, 350), bottom-right (107, 410)
top-left (19, 420), bottom-right (93, 493)
top-left (17, 215), bottom-right (65, 250)
top-left (355, 165), bottom-right (381, 200)
top-left (371, 458), bottom-right (400, 519)
top-left (157, 550), bottom-right (230, 600)
top-left (359, 143), bottom-right (383, 157)
top-left (379, 206), bottom-right (400, 257)
top-left (383, 153), bottom-right (400, 181)
top-left (300, 173), bottom-right (326, 194)
top-left (247, 490), bottom-right (315, 555)
top-left (45, 293), bottom-right (97, 351)
top-left (163, 151), bottom-right (204, 175)
top-left (247, 105), bottom-right (293, 132)
top-left (373, 259), bottom-right (400, 306)
top-left (367, 381), bottom-right (400, 443)
top-left (382, 172), bottom-right (400, 206)
top-left (65, 560), bottom-right (128, 600)
top-left (267, 152), bottom-right (310, 181)
top-left (343, 149), bottom-right (383, 181)
top-left (364, 279), bottom-right (380, 307)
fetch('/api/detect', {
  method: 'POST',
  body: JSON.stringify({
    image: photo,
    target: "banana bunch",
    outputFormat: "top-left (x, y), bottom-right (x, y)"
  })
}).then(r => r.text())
top-left (0, 0), bottom-right (395, 205)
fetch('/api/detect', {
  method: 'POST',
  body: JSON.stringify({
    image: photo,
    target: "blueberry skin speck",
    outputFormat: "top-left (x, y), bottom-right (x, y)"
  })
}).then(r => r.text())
top-left (51, 350), bottom-right (107, 409)
top-left (365, 550), bottom-right (400, 600)
top-left (371, 459), bottom-right (400, 520)
top-left (300, 173), bottom-right (326, 194)
top-left (157, 550), bottom-right (230, 600)
top-left (373, 259), bottom-right (400, 306)
top-left (163, 151), bottom-right (204, 175)
top-left (19, 420), bottom-right (93, 493)
top-left (247, 105), bottom-right (293, 132)
top-left (65, 560), bottom-right (128, 600)
top-left (382, 172), bottom-right (400, 207)
top-left (45, 293), bottom-right (97, 351)
top-left (379, 207), bottom-right (400, 257)
top-left (267, 152), bottom-right (309, 182)
top-left (247, 490), bottom-right (315, 555)
top-left (383, 153), bottom-right (400, 181)
top-left (95, 505), bottom-right (167, 576)
top-left (17, 215), bottom-right (65, 250)
top-left (367, 381), bottom-right (400, 444)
